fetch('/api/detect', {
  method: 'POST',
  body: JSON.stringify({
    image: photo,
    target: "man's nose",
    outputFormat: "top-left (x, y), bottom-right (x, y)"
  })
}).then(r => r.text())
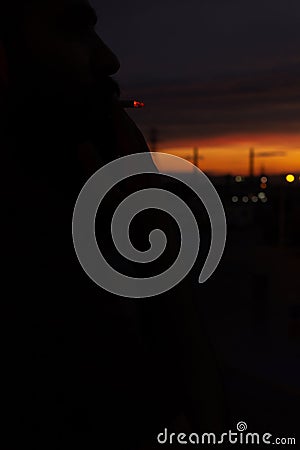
top-left (91, 36), bottom-right (120, 77)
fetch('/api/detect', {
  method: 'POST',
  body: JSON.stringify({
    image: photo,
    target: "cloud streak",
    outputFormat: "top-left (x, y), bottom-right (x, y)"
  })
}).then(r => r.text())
top-left (126, 62), bottom-right (300, 142)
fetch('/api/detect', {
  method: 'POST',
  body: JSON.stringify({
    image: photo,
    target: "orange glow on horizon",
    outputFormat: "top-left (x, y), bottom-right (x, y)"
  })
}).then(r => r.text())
top-left (151, 133), bottom-right (300, 175)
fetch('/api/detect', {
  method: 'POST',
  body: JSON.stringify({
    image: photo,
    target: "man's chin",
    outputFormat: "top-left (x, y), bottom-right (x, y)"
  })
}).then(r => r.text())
top-left (7, 78), bottom-right (116, 143)
top-left (48, 108), bottom-right (111, 149)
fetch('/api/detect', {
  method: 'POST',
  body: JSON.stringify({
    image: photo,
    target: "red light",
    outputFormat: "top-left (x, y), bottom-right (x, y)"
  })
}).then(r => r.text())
top-left (134, 101), bottom-right (145, 108)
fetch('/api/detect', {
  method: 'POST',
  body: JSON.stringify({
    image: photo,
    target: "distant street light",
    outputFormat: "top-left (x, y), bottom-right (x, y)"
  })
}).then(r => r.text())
top-left (286, 174), bottom-right (295, 183)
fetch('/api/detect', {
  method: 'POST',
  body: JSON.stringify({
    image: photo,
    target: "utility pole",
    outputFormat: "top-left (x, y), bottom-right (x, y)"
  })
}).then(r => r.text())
top-left (193, 147), bottom-right (199, 168)
top-left (249, 148), bottom-right (255, 179)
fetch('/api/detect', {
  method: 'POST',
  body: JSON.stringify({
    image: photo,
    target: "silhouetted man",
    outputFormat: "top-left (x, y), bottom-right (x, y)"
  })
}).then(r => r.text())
top-left (1, 1), bottom-right (224, 448)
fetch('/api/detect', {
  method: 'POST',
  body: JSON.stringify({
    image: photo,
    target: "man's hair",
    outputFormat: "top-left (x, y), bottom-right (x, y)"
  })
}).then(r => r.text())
top-left (0, 2), bottom-right (36, 41)
top-left (0, 3), bottom-right (19, 40)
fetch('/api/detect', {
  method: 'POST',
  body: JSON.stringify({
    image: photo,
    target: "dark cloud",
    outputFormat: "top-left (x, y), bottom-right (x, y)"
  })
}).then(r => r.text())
top-left (123, 61), bottom-right (300, 141)
top-left (93, 0), bottom-right (300, 81)
top-left (256, 151), bottom-right (287, 157)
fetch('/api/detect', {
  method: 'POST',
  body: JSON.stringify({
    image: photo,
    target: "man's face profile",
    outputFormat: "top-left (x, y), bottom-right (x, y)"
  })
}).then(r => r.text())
top-left (3, 0), bottom-right (120, 132)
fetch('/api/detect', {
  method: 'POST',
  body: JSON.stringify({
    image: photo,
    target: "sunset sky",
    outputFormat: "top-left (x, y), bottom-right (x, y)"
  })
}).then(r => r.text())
top-left (92, 0), bottom-right (300, 175)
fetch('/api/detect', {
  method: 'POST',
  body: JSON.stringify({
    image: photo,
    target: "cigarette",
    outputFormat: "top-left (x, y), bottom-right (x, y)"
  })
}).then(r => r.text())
top-left (120, 100), bottom-right (145, 109)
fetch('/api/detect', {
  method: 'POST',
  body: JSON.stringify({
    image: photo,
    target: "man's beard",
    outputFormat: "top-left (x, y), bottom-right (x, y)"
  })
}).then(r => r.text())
top-left (5, 74), bottom-right (121, 144)
top-left (3, 74), bottom-right (122, 180)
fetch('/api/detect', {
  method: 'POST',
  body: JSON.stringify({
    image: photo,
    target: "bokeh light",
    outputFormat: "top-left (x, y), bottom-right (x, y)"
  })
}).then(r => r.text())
top-left (286, 174), bottom-right (295, 183)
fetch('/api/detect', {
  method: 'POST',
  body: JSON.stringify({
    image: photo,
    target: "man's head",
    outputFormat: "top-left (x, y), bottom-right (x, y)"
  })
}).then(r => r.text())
top-left (0, 0), bottom-right (120, 139)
